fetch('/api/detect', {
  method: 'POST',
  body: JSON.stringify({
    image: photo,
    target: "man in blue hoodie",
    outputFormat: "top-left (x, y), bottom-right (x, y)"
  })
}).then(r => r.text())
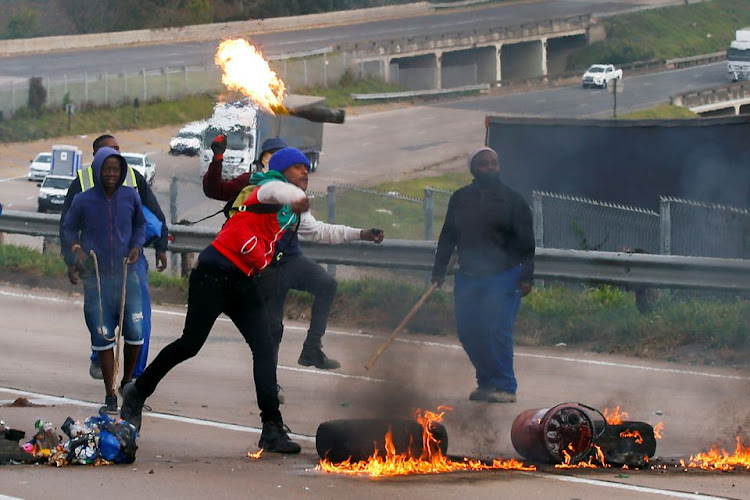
top-left (64, 147), bottom-right (147, 414)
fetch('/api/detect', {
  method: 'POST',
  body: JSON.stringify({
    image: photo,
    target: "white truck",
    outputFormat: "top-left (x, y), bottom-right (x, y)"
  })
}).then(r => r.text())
top-left (727, 28), bottom-right (750, 82)
top-left (198, 94), bottom-right (325, 179)
top-left (581, 64), bottom-right (623, 89)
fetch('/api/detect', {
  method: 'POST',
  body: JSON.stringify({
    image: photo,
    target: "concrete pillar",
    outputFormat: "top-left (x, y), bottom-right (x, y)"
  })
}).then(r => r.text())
top-left (541, 38), bottom-right (548, 76)
top-left (496, 44), bottom-right (503, 83)
top-left (435, 51), bottom-right (443, 89)
top-left (382, 55), bottom-right (391, 83)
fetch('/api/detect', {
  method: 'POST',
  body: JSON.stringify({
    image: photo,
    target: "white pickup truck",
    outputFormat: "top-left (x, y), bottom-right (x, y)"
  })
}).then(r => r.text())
top-left (582, 64), bottom-right (623, 89)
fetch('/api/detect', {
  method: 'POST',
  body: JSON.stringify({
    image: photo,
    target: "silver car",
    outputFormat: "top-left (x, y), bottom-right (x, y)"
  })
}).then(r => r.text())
top-left (27, 152), bottom-right (52, 182)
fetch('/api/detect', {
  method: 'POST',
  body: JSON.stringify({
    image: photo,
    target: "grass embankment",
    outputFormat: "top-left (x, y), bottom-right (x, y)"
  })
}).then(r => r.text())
top-left (568, 0), bottom-right (750, 70)
top-left (0, 79), bottom-right (404, 144)
top-left (2, 243), bottom-right (748, 369)
top-left (618, 105), bottom-right (699, 120)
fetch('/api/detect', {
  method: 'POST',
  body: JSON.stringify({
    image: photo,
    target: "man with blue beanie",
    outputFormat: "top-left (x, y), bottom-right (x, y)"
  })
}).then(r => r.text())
top-left (203, 140), bottom-right (384, 381)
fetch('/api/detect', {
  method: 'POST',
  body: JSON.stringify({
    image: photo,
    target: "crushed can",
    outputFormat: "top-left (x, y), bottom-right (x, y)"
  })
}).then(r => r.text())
top-left (510, 402), bottom-right (605, 464)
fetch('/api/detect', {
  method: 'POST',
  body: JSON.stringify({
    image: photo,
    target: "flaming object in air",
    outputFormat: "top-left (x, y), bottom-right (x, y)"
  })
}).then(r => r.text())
top-left (316, 406), bottom-right (535, 477)
top-left (215, 38), bottom-right (345, 124)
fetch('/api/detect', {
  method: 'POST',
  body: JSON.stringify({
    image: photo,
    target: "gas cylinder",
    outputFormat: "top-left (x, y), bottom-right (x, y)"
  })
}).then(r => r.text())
top-left (510, 403), bottom-right (605, 464)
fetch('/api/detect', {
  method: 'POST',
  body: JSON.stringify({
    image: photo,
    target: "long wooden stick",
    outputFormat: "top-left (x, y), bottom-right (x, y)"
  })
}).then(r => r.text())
top-left (364, 256), bottom-right (457, 371)
top-left (113, 257), bottom-right (128, 394)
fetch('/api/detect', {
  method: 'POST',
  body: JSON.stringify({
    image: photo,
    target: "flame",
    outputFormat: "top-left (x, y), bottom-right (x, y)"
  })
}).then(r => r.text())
top-left (653, 422), bottom-right (664, 440)
top-left (603, 406), bottom-right (629, 425)
top-left (554, 444), bottom-right (609, 469)
top-left (215, 38), bottom-right (286, 114)
top-left (247, 449), bottom-right (264, 459)
top-left (619, 429), bottom-right (644, 444)
top-left (687, 437), bottom-right (750, 471)
top-left (316, 407), bottom-right (535, 477)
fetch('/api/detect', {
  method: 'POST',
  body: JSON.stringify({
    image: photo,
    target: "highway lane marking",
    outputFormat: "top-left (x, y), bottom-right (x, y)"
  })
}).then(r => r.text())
top-left (0, 386), bottom-right (738, 499)
top-left (0, 386), bottom-right (315, 443)
top-left (0, 290), bottom-right (389, 384)
top-left (2, 289), bottom-right (749, 382)
top-left (534, 473), bottom-right (732, 500)
top-left (0, 175), bottom-right (26, 183)
top-left (0, 495), bottom-right (24, 500)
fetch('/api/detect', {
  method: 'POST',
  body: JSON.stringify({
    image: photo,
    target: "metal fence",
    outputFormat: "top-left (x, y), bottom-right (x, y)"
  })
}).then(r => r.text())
top-left (165, 178), bottom-right (749, 260)
top-left (660, 196), bottom-right (750, 259)
top-left (0, 49), bottom-right (379, 119)
top-left (532, 191), bottom-right (661, 253)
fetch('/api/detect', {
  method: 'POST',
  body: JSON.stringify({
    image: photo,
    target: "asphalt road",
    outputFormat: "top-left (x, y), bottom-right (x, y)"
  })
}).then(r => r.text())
top-left (0, 283), bottom-right (748, 499)
top-left (0, 0), bottom-right (686, 82)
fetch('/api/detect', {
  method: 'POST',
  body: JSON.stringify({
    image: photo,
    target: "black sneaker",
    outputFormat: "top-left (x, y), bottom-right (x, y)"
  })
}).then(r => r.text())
top-left (298, 346), bottom-right (341, 370)
top-left (258, 421), bottom-right (301, 454)
top-left (89, 360), bottom-right (103, 380)
top-left (120, 382), bottom-right (146, 431)
top-left (100, 394), bottom-right (118, 415)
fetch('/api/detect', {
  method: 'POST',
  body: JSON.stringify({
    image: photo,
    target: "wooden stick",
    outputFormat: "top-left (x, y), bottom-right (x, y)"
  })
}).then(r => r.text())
top-left (113, 257), bottom-right (128, 394)
top-left (364, 255), bottom-right (457, 371)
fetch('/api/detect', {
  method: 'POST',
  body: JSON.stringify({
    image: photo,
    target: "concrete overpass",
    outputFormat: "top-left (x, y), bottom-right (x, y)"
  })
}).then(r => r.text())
top-left (671, 81), bottom-right (750, 117)
top-left (337, 15), bottom-right (601, 89)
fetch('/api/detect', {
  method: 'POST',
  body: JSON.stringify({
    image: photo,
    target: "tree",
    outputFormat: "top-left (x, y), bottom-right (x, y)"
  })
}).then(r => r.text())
top-left (4, 8), bottom-right (39, 39)
top-left (28, 76), bottom-right (47, 118)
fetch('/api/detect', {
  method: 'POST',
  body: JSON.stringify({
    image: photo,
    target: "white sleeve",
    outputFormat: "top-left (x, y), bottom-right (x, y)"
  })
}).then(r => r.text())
top-left (297, 210), bottom-right (362, 244)
top-left (256, 181), bottom-right (306, 205)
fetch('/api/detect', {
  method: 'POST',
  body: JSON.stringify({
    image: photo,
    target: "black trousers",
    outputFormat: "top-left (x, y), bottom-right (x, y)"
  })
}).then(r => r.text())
top-left (135, 266), bottom-right (281, 424)
top-left (258, 255), bottom-right (337, 355)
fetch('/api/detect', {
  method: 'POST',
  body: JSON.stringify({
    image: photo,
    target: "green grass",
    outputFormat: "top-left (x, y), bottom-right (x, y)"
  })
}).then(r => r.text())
top-left (0, 77), bottom-right (405, 143)
top-left (2, 242), bottom-right (747, 364)
top-left (568, 0), bottom-right (750, 70)
top-left (0, 94), bottom-right (216, 143)
top-left (619, 104), bottom-right (699, 119)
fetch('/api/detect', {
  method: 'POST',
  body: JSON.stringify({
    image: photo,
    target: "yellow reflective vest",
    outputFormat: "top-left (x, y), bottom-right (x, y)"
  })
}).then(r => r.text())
top-left (77, 165), bottom-right (138, 192)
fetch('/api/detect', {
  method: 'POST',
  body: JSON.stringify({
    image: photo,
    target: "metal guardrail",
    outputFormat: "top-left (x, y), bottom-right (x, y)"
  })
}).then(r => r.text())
top-left (1, 210), bottom-right (749, 291)
top-left (351, 83), bottom-right (490, 101)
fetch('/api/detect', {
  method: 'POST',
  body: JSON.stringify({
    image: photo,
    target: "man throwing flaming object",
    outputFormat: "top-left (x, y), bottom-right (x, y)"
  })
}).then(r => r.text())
top-left (204, 135), bottom-right (384, 375)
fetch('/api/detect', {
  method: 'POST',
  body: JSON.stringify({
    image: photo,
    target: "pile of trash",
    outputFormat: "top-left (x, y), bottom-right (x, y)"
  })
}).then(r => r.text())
top-left (1, 413), bottom-right (137, 466)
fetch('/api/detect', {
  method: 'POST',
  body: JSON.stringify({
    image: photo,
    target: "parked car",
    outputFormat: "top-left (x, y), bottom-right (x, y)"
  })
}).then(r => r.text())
top-left (169, 121), bottom-right (206, 156)
top-left (37, 175), bottom-right (75, 213)
top-left (582, 64), bottom-right (623, 89)
top-left (27, 152), bottom-right (53, 182)
top-left (121, 152), bottom-right (156, 186)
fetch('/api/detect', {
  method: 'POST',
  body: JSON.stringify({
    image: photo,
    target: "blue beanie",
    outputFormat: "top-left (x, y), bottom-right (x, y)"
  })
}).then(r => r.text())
top-left (269, 147), bottom-right (310, 173)
top-left (260, 137), bottom-right (287, 157)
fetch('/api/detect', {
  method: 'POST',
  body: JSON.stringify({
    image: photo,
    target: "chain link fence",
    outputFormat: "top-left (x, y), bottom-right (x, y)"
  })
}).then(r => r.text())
top-left (532, 191), bottom-right (660, 253)
top-left (660, 197), bottom-right (750, 259)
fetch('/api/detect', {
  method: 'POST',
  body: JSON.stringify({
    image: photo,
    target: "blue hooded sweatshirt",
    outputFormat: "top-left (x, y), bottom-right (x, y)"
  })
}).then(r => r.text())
top-left (63, 147), bottom-right (146, 276)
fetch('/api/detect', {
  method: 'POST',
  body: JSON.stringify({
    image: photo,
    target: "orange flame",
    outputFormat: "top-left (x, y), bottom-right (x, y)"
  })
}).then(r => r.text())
top-left (215, 38), bottom-right (286, 114)
top-left (603, 405), bottom-right (629, 425)
top-left (653, 422), bottom-right (664, 440)
top-left (555, 444), bottom-right (609, 469)
top-left (247, 449), bottom-right (263, 459)
top-left (687, 437), bottom-right (750, 471)
top-left (316, 407), bottom-right (536, 477)
top-left (619, 429), bottom-right (644, 444)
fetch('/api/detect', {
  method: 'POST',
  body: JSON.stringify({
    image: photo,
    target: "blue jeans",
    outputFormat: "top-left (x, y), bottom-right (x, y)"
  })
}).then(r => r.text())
top-left (454, 265), bottom-right (522, 394)
top-left (89, 256), bottom-right (148, 373)
top-left (83, 265), bottom-right (143, 350)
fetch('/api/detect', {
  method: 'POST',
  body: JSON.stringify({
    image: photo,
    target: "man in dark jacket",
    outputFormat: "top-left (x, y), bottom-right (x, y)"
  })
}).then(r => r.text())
top-left (431, 147), bottom-right (535, 404)
top-left (64, 147), bottom-right (146, 413)
top-left (60, 134), bottom-right (168, 381)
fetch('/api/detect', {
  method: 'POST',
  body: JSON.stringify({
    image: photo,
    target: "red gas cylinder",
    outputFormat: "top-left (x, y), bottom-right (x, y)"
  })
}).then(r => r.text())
top-left (510, 403), bottom-right (605, 464)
